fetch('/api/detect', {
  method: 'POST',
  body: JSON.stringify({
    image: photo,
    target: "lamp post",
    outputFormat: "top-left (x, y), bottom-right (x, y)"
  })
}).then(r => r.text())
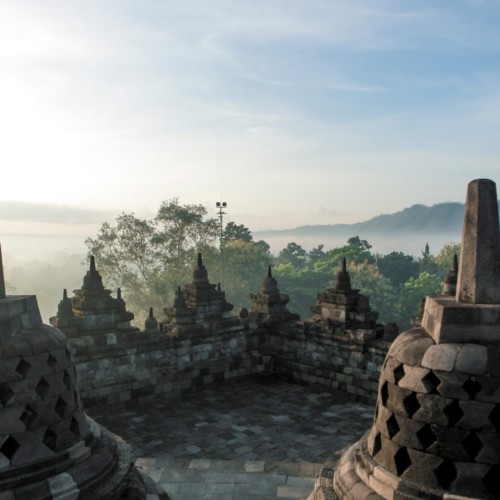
top-left (216, 201), bottom-right (227, 289)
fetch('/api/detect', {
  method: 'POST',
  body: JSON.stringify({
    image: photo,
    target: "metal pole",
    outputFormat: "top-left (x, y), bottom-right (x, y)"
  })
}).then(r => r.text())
top-left (215, 201), bottom-right (227, 289)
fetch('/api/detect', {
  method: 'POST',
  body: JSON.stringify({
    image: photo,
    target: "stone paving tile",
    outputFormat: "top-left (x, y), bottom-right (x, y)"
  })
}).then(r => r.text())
top-left (89, 380), bottom-right (374, 499)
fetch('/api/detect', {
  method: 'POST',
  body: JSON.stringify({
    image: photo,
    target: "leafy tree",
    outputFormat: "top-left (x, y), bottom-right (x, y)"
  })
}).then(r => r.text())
top-left (224, 222), bottom-right (253, 243)
top-left (212, 240), bottom-right (273, 310)
top-left (273, 263), bottom-right (328, 317)
top-left (86, 199), bottom-right (220, 324)
top-left (377, 251), bottom-right (419, 288)
top-left (419, 242), bottom-right (438, 274)
top-left (347, 236), bottom-right (372, 251)
top-left (347, 261), bottom-right (400, 325)
top-left (154, 198), bottom-right (219, 269)
top-left (432, 242), bottom-right (461, 276)
top-left (308, 244), bottom-right (326, 265)
top-left (278, 242), bottom-right (307, 269)
top-left (399, 271), bottom-right (442, 327)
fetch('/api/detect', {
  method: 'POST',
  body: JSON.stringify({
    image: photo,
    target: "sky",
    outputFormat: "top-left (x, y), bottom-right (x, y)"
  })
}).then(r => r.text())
top-left (0, 0), bottom-right (499, 257)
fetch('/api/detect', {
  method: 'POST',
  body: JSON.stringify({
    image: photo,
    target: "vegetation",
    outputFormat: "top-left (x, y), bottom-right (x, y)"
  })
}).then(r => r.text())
top-left (82, 199), bottom-right (459, 329)
top-left (6, 199), bottom-right (460, 329)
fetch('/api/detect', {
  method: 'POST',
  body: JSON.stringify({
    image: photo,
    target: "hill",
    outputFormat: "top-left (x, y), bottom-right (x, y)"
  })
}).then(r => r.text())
top-left (254, 202), bottom-right (499, 255)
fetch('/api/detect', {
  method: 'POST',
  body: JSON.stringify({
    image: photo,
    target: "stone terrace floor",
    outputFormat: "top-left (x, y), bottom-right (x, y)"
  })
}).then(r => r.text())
top-left (88, 380), bottom-right (375, 500)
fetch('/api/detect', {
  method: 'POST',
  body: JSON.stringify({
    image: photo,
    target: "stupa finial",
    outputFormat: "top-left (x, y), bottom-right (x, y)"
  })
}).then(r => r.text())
top-left (267, 265), bottom-right (272, 278)
top-left (456, 179), bottom-right (500, 304)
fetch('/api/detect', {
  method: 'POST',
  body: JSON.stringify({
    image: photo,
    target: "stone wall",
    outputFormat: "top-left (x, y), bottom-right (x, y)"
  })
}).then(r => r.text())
top-left (267, 322), bottom-right (389, 403)
top-left (70, 319), bottom-right (266, 409)
top-left (69, 317), bottom-right (389, 409)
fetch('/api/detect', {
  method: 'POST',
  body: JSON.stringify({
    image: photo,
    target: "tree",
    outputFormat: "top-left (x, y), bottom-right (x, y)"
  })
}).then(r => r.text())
top-left (308, 244), bottom-right (326, 265)
top-left (419, 242), bottom-right (438, 274)
top-left (347, 261), bottom-right (400, 325)
top-left (211, 240), bottom-right (272, 310)
top-left (377, 251), bottom-right (419, 288)
top-left (398, 271), bottom-right (442, 327)
top-left (154, 198), bottom-right (219, 269)
top-left (347, 236), bottom-right (372, 251)
top-left (224, 222), bottom-right (253, 243)
top-left (85, 199), bottom-right (220, 325)
top-left (278, 242), bottom-right (307, 268)
top-left (433, 242), bottom-right (461, 276)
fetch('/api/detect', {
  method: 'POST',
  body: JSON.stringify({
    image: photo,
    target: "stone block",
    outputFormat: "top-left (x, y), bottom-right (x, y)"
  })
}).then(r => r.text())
top-left (458, 400), bottom-right (495, 431)
top-left (400, 447), bottom-right (442, 490)
top-left (455, 344), bottom-right (488, 375)
top-left (423, 296), bottom-right (500, 344)
top-left (388, 329), bottom-right (434, 367)
top-left (427, 425), bottom-right (471, 461)
top-left (398, 365), bottom-right (431, 393)
top-left (452, 462), bottom-right (492, 498)
top-left (433, 370), bottom-right (469, 399)
top-left (422, 344), bottom-right (461, 372)
top-left (412, 393), bottom-right (452, 426)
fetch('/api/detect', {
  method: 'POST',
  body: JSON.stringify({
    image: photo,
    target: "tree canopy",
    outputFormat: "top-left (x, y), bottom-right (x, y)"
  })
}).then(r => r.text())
top-left (85, 208), bottom-right (458, 331)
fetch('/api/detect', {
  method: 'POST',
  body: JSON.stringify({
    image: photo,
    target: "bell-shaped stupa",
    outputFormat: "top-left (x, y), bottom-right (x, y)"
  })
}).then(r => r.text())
top-left (0, 245), bottom-right (167, 498)
top-left (315, 179), bottom-right (500, 499)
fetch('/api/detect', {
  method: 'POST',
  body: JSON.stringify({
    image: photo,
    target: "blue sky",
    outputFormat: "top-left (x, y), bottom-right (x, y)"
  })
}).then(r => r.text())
top-left (0, 0), bottom-right (499, 242)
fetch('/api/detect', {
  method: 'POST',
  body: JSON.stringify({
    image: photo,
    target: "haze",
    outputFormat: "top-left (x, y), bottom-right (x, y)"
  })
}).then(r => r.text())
top-left (0, 1), bottom-right (499, 249)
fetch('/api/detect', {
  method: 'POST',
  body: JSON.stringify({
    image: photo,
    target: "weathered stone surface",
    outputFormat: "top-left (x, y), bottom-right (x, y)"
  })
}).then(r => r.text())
top-left (422, 296), bottom-right (500, 344)
top-left (397, 365), bottom-right (431, 393)
top-left (456, 179), bottom-right (500, 305)
top-left (458, 400), bottom-right (496, 431)
top-left (388, 329), bottom-right (434, 367)
top-left (455, 344), bottom-right (488, 375)
top-left (421, 344), bottom-right (461, 372)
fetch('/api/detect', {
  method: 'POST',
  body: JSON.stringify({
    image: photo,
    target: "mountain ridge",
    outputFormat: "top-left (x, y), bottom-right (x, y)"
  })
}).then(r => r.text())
top-left (254, 201), bottom-right (477, 238)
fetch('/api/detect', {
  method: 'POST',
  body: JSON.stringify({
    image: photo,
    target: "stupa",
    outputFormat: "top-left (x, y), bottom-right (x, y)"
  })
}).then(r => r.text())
top-left (50, 257), bottom-right (137, 337)
top-left (0, 246), bottom-right (167, 498)
top-left (249, 266), bottom-right (299, 323)
top-left (312, 179), bottom-right (500, 499)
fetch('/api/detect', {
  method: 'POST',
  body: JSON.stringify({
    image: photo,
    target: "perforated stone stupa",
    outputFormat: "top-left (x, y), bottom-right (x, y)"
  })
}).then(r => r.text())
top-left (0, 247), bottom-right (167, 499)
top-left (311, 179), bottom-right (500, 499)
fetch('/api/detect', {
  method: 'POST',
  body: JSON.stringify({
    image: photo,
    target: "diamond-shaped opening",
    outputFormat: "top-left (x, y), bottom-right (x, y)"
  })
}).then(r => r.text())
top-left (488, 404), bottom-right (500, 432)
top-left (47, 354), bottom-right (57, 370)
top-left (0, 384), bottom-right (15, 406)
top-left (422, 371), bottom-right (441, 394)
top-left (393, 364), bottom-right (405, 385)
top-left (63, 370), bottom-right (72, 390)
top-left (386, 414), bottom-right (400, 438)
top-left (372, 432), bottom-right (382, 457)
top-left (462, 432), bottom-right (483, 460)
top-left (403, 392), bottom-right (421, 418)
top-left (463, 377), bottom-right (482, 399)
top-left (0, 436), bottom-right (20, 461)
top-left (416, 423), bottom-right (437, 450)
top-left (482, 464), bottom-right (500, 496)
top-left (381, 381), bottom-right (389, 407)
top-left (394, 447), bottom-right (412, 476)
top-left (20, 404), bottom-right (38, 428)
top-left (70, 417), bottom-right (80, 437)
top-left (43, 427), bottom-right (57, 452)
top-left (15, 359), bottom-right (31, 377)
top-left (54, 397), bottom-right (67, 418)
top-left (35, 378), bottom-right (50, 399)
top-left (444, 399), bottom-right (464, 427)
top-left (434, 459), bottom-right (457, 489)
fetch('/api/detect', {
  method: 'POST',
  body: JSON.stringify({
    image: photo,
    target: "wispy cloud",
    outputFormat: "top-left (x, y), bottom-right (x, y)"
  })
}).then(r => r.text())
top-left (0, 201), bottom-right (112, 225)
